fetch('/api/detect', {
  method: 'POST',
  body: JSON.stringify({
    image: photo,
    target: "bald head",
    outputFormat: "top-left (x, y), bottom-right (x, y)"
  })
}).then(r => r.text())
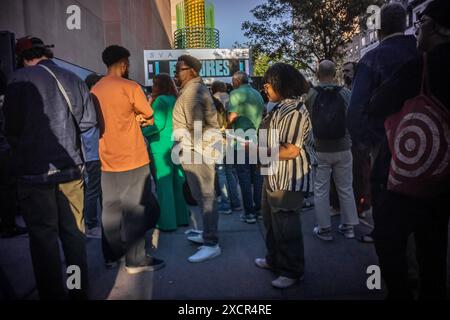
top-left (317, 60), bottom-right (336, 83)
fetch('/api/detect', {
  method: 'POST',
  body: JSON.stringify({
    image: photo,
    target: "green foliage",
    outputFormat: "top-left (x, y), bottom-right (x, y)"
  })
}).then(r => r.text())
top-left (253, 54), bottom-right (272, 76)
top-left (242, 0), bottom-right (386, 73)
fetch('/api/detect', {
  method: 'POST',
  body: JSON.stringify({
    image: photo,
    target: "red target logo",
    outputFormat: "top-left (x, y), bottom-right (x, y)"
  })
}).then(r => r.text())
top-left (385, 95), bottom-right (450, 197)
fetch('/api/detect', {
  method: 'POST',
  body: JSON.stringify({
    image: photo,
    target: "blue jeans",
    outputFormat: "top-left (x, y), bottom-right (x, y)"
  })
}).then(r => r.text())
top-left (234, 152), bottom-right (263, 215)
top-left (216, 163), bottom-right (241, 210)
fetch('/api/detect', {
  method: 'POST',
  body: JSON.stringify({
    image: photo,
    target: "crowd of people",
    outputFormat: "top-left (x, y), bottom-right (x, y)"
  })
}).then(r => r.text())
top-left (0, 0), bottom-right (449, 300)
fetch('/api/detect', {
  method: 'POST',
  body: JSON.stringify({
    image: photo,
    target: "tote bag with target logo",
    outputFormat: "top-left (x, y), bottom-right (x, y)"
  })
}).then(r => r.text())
top-left (384, 53), bottom-right (450, 198)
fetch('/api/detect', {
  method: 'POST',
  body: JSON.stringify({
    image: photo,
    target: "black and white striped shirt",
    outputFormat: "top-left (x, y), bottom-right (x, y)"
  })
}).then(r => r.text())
top-left (264, 97), bottom-right (316, 193)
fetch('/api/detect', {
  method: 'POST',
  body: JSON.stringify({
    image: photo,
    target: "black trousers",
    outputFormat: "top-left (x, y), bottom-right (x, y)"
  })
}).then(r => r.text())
top-left (0, 152), bottom-right (17, 229)
top-left (372, 188), bottom-right (450, 300)
top-left (18, 178), bottom-right (88, 300)
top-left (262, 178), bottom-right (305, 279)
top-left (101, 165), bottom-right (159, 266)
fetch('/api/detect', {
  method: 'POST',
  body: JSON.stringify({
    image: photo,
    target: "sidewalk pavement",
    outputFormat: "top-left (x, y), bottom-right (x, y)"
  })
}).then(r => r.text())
top-left (0, 204), bottom-right (401, 300)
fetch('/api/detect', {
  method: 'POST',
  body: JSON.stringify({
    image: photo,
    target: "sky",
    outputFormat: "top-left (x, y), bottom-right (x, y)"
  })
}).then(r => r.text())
top-left (212, 0), bottom-right (266, 48)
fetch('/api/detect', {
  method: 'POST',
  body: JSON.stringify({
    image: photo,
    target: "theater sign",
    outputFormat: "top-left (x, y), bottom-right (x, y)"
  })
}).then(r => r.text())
top-left (144, 48), bottom-right (251, 87)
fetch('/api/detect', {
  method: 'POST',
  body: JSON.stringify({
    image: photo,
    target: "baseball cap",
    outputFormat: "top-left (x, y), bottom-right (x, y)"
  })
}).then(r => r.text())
top-left (15, 36), bottom-right (54, 56)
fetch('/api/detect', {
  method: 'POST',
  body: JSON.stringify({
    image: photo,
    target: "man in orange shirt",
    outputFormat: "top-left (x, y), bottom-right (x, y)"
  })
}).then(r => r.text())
top-left (92, 45), bottom-right (164, 274)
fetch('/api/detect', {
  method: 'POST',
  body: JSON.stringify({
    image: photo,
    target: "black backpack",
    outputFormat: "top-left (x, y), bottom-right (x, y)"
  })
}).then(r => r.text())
top-left (311, 86), bottom-right (347, 139)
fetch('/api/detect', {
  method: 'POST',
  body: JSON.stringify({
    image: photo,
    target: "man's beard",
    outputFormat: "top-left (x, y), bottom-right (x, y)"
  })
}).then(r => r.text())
top-left (344, 75), bottom-right (352, 87)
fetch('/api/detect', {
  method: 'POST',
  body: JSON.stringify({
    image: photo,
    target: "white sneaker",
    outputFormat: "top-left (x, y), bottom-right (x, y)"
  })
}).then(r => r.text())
top-left (255, 258), bottom-right (272, 270)
top-left (188, 245), bottom-right (221, 263)
top-left (271, 276), bottom-right (302, 289)
top-left (187, 234), bottom-right (204, 244)
top-left (184, 229), bottom-right (203, 235)
top-left (313, 226), bottom-right (334, 241)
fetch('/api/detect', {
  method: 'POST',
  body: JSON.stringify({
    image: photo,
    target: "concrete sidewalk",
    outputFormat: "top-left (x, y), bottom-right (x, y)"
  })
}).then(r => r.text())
top-left (1, 205), bottom-right (392, 300)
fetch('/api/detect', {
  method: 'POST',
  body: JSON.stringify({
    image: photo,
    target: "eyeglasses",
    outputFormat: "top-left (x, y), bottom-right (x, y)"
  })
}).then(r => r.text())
top-left (263, 83), bottom-right (271, 93)
top-left (174, 67), bottom-right (191, 75)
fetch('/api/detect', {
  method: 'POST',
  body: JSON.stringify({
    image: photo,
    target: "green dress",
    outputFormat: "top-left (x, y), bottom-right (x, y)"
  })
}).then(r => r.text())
top-left (142, 95), bottom-right (189, 231)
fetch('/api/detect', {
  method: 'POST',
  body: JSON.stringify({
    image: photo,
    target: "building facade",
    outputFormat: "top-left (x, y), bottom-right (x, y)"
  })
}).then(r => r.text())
top-left (0, 0), bottom-right (173, 84)
top-left (346, 0), bottom-right (432, 62)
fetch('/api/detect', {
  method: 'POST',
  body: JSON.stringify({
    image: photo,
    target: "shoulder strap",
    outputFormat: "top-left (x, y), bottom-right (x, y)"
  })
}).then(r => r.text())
top-left (38, 64), bottom-right (75, 118)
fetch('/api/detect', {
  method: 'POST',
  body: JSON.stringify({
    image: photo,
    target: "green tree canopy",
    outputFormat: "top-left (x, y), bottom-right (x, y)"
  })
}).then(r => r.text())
top-left (242, 0), bottom-right (385, 73)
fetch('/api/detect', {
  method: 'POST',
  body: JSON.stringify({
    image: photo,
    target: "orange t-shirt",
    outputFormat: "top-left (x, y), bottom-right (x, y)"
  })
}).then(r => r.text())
top-left (92, 75), bottom-right (153, 172)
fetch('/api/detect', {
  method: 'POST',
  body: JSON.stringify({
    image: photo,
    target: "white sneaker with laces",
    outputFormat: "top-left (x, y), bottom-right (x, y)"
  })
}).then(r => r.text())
top-left (187, 234), bottom-right (204, 244)
top-left (188, 245), bottom-right (221, 263)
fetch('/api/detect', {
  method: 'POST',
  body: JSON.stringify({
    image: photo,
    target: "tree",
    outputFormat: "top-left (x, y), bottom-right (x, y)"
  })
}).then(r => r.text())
top-left (253, 54), bottom-right (272, 77)
top-left (242, 0), bottom-right (386, 73)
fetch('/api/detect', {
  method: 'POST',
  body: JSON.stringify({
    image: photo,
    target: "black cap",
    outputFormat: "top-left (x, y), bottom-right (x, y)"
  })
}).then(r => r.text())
top-left (177, 55), bottom-right (202, 73)
top-left (420, 0), bottom-right (450, 29)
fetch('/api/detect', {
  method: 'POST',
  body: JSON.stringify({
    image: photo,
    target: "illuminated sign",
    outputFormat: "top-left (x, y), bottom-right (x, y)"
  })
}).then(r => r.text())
top-left (144, 48), bottom-right (251, 86)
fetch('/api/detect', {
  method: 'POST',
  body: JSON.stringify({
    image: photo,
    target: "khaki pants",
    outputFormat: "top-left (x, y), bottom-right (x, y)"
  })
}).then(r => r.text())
top-left (314, 150), bottom-right (359, 228)
top-left (182, 161), bottom-right (218, 246)
top-left (18, 178), bottom-right (88, 300)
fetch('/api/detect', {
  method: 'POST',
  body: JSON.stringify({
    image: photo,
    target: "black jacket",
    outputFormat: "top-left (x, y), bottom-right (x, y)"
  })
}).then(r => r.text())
top-left (3, 59), bottom-right (97, 184)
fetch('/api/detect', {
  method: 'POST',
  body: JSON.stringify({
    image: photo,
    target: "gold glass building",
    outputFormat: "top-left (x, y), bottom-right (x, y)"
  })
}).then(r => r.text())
top-left (174, 0), bottom-right (220, 49)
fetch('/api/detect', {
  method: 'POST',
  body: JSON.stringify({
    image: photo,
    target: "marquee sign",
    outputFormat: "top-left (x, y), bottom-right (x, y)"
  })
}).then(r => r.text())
top-left (144, 48), bottom-right (251, 86)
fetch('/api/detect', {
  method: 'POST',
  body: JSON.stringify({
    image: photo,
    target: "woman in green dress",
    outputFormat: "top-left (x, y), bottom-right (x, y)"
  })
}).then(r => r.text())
top-left (142, 73), bottom-right (190, 231)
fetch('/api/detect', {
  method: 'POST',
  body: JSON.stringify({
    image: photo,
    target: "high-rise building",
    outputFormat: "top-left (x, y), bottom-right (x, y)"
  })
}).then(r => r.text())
top-left (174, 0), bottom-right (220, 49)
